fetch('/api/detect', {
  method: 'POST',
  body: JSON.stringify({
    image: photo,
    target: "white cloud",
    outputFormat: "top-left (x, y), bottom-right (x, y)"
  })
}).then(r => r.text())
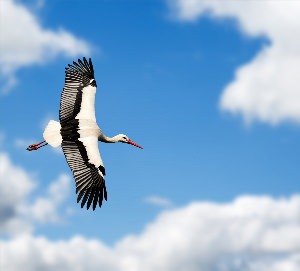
top-left (0, 0), bottom-right (92, 93)
top-left (0, 153), bottom-right (36, 235)
top-left (168, 0), bottom-right (300, 125)
top-left (22, 174), bottom-right (71, 224)
top-left (0, 152), bottom-right (71, 235)
top-left (1, 235), bottom-right (118, 271)
top-left (144, 195), bottom-right (173, 207)
top-left (116, 195), bottom-right (300, 271)
top-left (1, 194), bottom-right (300, 270)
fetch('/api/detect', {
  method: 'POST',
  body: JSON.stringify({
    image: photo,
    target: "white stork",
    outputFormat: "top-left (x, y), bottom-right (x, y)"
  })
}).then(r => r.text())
top-left (27, 57), bottom-right (143, 210)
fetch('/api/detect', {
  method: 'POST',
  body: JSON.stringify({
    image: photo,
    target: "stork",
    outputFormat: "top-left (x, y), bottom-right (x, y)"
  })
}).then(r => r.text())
top-left (27, 57), bottom-right (143, 210)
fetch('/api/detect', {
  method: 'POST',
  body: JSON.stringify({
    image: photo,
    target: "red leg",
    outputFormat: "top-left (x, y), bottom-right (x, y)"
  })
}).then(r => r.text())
top-left (26, 140), bottom-right (48, 151)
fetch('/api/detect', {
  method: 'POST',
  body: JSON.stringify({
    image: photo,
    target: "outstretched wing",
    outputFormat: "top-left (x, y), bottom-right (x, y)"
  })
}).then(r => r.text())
top-left (59, 58), bottom-right (106, 210)
top-left (61, 126), bottom-right (107, 210)
top-left (59, 57), bottom-right (97, 125)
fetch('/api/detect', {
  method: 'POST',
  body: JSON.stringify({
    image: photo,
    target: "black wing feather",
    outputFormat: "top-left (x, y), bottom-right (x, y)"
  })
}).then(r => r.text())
top-left (59, 57), bottom-right (96, 125)
top-left (62, 140), bottom-right (107, 211)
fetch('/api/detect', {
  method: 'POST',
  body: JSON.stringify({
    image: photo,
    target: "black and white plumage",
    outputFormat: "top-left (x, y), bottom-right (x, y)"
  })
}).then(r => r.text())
top-left (27, 57), bottom-right (143, 210)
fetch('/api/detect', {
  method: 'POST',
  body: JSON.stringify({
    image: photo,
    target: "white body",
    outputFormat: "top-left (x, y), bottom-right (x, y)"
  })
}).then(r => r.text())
top-left (43, 84), bottom-right (104, 171)
top-left (77, 119), bottom-right (103, 168)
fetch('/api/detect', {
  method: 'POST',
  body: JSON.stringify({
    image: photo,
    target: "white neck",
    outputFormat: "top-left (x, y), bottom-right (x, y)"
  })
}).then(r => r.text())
top-left (98, 134), bottom-right (120, 143)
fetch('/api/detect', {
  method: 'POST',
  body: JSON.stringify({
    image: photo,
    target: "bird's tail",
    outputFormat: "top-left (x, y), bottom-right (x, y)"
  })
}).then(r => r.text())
top-left (43, 120), bottom-right (62, 147)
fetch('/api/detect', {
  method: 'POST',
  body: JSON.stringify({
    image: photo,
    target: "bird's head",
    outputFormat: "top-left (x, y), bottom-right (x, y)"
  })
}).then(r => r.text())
top-left (116, 134), bottom-right (143, 149)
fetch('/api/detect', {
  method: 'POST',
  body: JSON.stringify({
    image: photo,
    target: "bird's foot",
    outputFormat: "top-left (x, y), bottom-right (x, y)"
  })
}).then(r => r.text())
top-left (26, 141), bottom-right (48, 151)
top-left (27, 144), bottom-right (39, 151)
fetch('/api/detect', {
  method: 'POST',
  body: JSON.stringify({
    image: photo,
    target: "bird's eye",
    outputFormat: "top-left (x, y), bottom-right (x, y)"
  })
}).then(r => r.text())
top-left (123, 136), bottom-right (127, 140)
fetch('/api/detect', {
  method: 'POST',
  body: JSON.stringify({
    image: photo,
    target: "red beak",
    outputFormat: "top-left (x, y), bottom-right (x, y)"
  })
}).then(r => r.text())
top-left (127, 139), bottom-right (143, 149)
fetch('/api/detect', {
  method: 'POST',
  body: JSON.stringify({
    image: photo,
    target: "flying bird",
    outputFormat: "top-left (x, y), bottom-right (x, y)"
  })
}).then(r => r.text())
top-left (27, 57), bottom-right (143, 210)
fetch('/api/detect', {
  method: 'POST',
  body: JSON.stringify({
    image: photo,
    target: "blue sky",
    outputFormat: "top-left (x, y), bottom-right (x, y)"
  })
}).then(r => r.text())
top-left (1, 1), bottom-right (300, 270)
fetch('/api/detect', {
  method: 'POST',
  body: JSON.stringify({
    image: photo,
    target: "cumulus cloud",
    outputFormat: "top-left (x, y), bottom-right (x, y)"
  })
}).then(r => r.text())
top-left (0, 0), bottom-right (92, 93)
top-left (1, 235), bottom-right (118, 271)
top-left (0, 152), bottom-right (71, 235)
top-left (1, 194), bottom-right (300, 270)
top-left (21, 174), bottom-right (71, 224)
top-left (117, 195), bottom-right (300, 271)
top-left (0, 153), bottom-right (36, 234)
top-left (168, 0), bottom-right (300, 125)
